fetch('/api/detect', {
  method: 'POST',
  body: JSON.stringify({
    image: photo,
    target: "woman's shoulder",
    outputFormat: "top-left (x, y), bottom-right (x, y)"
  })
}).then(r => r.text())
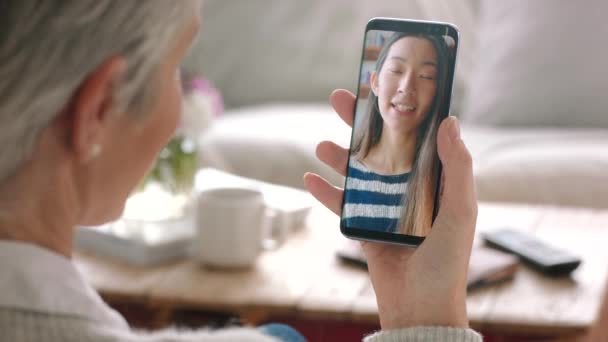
top-left (0, 309), bottom-right (278, 342)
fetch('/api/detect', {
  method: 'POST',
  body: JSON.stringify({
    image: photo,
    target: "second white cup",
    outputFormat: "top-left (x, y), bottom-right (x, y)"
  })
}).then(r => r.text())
top-left (193, 187), bottom-right (286, 269)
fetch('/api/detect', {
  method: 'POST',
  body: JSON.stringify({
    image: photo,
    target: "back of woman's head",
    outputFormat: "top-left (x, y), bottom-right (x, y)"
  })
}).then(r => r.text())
top-left (0, 0), bottom-right (201, 182)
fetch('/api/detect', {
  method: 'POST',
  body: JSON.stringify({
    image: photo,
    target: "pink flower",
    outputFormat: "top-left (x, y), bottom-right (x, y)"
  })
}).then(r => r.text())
top-left (188, 78), bottom-right (224, 117)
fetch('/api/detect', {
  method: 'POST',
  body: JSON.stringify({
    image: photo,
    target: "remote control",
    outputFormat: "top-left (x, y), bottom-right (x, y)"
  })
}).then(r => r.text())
top-left (482, 228), bottom-right (581, 276)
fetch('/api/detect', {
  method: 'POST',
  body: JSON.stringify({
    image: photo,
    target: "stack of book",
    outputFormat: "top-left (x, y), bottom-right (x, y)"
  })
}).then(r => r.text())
top-left (76, 168), bottom-right (315, 266)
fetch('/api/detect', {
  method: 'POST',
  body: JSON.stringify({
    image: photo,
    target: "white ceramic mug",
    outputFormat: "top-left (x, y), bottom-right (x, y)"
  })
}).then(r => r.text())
top-left (192, 187), bottom-right (287, 269)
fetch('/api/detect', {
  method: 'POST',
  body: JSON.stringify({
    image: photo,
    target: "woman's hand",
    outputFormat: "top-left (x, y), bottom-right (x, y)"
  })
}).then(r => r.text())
top-left (304, 89), bottom-right (477, 330)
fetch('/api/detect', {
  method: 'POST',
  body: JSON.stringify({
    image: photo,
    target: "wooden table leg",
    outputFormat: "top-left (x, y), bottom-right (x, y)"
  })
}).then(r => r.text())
top-left (587, 276), bottom-right (608, 342)
top-left (147, 304), bottom-right (175, 330)
top-left (239, 308), bottom-right (272, 326)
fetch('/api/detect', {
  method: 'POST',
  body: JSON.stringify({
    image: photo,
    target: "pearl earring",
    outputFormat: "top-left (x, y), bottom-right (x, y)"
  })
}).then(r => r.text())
top-left (90, 144), bottom-right (102, 160)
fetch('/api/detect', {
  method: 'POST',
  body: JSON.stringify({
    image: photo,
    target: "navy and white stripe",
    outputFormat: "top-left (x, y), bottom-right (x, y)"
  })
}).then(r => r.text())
top-left (343, 157), bottom-right (409, 233)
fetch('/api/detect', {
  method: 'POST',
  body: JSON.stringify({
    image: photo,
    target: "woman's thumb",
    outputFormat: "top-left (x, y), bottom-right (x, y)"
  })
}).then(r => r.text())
top-left (415, 116), bottom-right (477, 302)
top-left (435, 116), bottom-right (477, 229)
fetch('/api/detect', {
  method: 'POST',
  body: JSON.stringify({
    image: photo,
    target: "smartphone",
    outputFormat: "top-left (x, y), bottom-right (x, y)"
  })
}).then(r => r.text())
top-left (340, 18), bottom-right (459, 246)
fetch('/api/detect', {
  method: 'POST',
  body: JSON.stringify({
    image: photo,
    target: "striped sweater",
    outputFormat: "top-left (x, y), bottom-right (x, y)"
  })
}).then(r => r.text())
top-left (343, 157), bottom-right (409, 233)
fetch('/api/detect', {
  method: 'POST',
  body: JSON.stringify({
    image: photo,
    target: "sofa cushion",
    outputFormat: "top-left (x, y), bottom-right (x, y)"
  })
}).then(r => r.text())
top-left (200, 105), bottom-right (608, 209)
top-left (462, 0), bottom-right (608, 127)
top-left (198, 105), bottom-right (351, 189)
top-left (464, 126), bottom-right (608, 208)
top-left (183, 0), bottom-right (477, 113)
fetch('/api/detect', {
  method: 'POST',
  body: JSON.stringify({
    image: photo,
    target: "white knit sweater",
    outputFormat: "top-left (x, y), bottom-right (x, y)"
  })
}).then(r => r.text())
top-left (0, 241), bottom-right (481, 342)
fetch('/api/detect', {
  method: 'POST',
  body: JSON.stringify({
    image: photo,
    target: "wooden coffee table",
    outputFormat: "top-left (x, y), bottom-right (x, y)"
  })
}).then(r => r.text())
top-left (74, 202), bottom-right (608, 338)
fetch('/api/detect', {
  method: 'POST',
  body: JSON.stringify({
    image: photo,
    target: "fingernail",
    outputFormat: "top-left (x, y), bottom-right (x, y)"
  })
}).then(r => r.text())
top-left (449, 116), bottom-right (461, 142)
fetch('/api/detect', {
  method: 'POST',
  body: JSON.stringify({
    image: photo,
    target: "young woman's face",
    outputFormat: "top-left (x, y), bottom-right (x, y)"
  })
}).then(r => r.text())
top-left (371, 36), bottom-right (438, 134)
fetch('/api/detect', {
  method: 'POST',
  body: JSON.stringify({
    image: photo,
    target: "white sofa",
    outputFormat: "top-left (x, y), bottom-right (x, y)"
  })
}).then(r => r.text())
top-left (185, 0), bottom-right (608, 209)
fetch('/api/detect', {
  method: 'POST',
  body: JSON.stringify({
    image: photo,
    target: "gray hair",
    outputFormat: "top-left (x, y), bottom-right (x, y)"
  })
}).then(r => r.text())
top-left (0, 0), bottom-right (202, 181)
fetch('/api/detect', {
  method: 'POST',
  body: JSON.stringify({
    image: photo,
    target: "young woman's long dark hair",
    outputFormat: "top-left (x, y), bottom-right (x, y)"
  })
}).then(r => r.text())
top-left (352, 32), bottom-right (451, 236)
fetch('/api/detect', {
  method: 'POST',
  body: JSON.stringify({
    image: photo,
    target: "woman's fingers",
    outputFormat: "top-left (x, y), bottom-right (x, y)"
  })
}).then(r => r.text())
top-left (330, 89), bottom-right (356, 128)
top-left (303, 89), bottom-right (353, 215)
top-left (316, 141), bottom-right (349, 177)
top-left (303, 172), bottom-right (344, 215)
top-left (304, 89), bottom-right (354, 215)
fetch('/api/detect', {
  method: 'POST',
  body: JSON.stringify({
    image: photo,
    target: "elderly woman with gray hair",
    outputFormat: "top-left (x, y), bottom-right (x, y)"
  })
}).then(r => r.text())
top-left (0, 1), bottom-right (481, 341)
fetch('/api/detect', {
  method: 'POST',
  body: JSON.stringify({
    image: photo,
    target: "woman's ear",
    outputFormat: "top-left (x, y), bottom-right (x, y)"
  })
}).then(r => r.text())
top-left (66, 56), bottom-right (127, 163)
top-left (370, 71), bottom-right (379, 96)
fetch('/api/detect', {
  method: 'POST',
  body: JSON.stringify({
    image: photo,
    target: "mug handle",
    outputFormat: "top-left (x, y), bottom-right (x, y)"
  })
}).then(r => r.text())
top-left (261, 208), bottom-right (290, 250)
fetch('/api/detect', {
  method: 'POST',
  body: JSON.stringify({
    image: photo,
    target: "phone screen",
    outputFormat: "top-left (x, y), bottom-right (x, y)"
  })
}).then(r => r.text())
top-left (341, 18), bottom-right (458, 245)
